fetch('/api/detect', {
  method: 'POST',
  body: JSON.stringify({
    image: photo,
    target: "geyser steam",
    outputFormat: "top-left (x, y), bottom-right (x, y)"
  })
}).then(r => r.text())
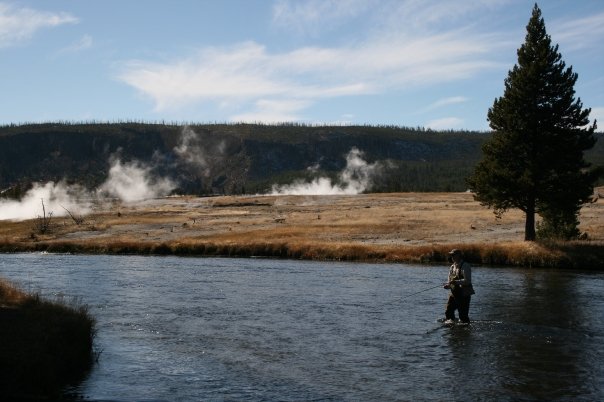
top-left (174, 125), bottom-right (225, 177)
top-left (270, 148), bottom-right (381, 195)
top-left (98, 158), bottom-right (175, 202)
top-left (0, 156), bottom-right (176, 221)
top-left (0, 181), bottom-right (91, 221)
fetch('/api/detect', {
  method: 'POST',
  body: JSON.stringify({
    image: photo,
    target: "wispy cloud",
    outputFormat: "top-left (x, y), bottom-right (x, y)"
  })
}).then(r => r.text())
top-left (552, 12), bottom-right (604, 52)
top-left (231, 99), bottom-right (311, 123)
top-left (373, 0), bottom-right (511, 33)
top-left (118, 1), bottom-right (508, 123)
top-left (0, 2), bottom-right (78, 48)
top-left (425, 117), bottom-right (464, 130)
top-left (272, 0), bottom-right (374, 36)
top-left (119, 35), bottom-right (498, 119)
top-left (272, 0), bottom-right (510, 36)
top-left (590, 107), bottom-right (604, 127)
top-left (60, 34), bottom-right (93, 53)
top-left (423, 96), bottom-right (469, 112)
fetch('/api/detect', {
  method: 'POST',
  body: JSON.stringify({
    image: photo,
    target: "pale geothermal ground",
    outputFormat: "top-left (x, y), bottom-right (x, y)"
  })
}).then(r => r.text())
top-left (3, 190), bottom-right (603, 249)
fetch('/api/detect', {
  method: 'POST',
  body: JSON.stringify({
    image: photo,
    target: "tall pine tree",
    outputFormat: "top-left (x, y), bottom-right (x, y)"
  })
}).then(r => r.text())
top-left (467, 4), bottom-right (597, 241)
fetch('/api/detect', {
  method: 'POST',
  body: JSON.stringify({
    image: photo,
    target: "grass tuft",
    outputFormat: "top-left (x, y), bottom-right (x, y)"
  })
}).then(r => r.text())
top-left (0, 279), bottom-right (96, 399)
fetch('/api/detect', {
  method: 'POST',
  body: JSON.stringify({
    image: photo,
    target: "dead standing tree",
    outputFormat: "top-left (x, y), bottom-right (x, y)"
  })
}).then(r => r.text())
top-left (33, 198), bottom-right (53, 234)
top-left (61, 205), bottom-right (85, 225)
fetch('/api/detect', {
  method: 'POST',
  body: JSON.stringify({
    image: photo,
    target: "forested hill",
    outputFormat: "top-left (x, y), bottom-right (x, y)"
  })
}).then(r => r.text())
top-left (1, 122), bottom-right (602, 197)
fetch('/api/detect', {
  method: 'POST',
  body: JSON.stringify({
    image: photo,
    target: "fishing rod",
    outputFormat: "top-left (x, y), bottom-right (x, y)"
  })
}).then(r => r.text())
top-left (379, 283), bottom-right (444, 307)
top-left (398, 284), bottom-right (444, 300)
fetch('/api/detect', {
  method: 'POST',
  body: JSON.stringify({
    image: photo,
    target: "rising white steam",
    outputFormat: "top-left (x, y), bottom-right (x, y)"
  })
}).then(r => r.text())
top-left (0, 181), bottom-right (91, 221)
top-left (0, 156), bottom-right (176, 221)
top-left (174, 126), bottom-right (208, 170)
top-left (97, 158), bottom-right (175, 202)
top-left (270, 148), bottom-right (381, 195)
top-left (174, 125), bottom-right (225, 177)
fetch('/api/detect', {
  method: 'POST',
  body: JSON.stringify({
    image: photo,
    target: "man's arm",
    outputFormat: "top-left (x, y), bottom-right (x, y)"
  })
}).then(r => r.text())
top-left (456, 263), bottom-right (471, 285)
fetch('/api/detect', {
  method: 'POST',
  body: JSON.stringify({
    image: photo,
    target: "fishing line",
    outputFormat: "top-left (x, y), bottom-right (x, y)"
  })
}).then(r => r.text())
top-left (398, 284), bottom-right (444, 300)
top-left (378, 283), bottom-right (443, 307)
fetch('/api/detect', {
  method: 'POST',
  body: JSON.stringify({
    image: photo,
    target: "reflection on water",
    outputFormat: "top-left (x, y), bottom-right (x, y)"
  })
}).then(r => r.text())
top-left (487, 270), bottom-right (602, 400)
top-left (0, 254), bottom-right (602, 401)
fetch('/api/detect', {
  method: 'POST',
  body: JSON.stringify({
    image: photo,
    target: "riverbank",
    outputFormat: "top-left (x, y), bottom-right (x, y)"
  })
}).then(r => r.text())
top-left (0, 279), bottom-right (96, 399)
top-left (1, 192), bottom-right (603, 269)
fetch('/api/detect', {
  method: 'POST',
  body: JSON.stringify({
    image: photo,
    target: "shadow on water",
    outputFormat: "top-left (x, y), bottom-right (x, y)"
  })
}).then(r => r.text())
top-left (446, 268), bottom-right (604, 401)
top-left (496, 271), bottom-right (599, 400)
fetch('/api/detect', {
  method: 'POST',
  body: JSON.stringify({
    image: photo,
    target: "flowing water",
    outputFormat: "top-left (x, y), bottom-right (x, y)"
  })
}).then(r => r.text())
top-left (0, 253), bottom-right (603, 401)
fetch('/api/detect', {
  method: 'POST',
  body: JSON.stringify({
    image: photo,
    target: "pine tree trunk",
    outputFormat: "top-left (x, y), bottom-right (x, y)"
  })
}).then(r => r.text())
top-left (525, 205), bottom-right (536, 241)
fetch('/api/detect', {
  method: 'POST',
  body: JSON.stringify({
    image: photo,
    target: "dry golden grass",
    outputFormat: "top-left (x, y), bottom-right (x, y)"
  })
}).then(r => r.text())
top-left (0, 278), bottom-right (29, 306)
top-left (2, 190), bottom-right (604, 268)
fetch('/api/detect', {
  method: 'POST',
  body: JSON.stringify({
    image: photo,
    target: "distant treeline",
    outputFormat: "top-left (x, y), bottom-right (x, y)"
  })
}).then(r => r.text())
top-left (1, 122), bottom-right (602, 197)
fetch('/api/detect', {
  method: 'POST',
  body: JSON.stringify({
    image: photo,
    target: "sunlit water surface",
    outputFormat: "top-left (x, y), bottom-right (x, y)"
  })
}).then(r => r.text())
top-left (0, 254), bottom-right (602, 401)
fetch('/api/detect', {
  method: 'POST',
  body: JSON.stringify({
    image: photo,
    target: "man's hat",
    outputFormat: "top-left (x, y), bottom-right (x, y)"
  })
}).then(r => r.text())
top-left (448, 249), bottom-right (462, 256)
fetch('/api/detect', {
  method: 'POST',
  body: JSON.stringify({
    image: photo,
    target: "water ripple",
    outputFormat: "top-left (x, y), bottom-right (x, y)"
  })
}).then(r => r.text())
top-left (0, 254), bottom-right (602, 401)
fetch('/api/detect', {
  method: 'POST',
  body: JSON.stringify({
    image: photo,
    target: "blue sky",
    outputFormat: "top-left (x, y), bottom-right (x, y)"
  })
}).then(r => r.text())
top-left (1, 0), bottom-right (603, 131)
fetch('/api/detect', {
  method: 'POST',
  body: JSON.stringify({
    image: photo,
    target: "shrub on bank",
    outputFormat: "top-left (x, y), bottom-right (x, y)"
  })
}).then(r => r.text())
top-left (0, 280), bottom-right (96, 399)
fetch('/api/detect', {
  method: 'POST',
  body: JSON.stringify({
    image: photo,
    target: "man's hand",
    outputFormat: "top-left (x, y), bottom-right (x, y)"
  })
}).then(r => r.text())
top-left (443, 282), bottom-right (451, 289)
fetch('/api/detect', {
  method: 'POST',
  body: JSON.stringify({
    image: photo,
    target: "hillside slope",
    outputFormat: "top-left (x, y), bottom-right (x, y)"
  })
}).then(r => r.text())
top-left (1, 123), bottom-right (601, 196)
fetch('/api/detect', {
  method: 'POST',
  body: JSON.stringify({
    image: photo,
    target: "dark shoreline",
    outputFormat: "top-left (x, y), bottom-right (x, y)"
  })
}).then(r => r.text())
top-left (0, 280), bottom-right (96, 399)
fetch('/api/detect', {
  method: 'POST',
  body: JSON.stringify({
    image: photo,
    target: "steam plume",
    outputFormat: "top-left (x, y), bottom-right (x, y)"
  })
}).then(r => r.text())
top-left (270, 148), bottom-right (381, 195)
top-left (97, 158), bottom-right (175, 202)
top-left (174, 125), bottom-right (225, 177)
top-left (0, 181), bottom-right (91, 221)
top-left (174, 126), bottom-right (208, 170)
top-left (0, 156), bottom-right (176, 221)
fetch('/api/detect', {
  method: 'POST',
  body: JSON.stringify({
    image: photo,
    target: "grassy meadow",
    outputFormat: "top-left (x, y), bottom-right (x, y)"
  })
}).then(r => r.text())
top-left (1, 191), bottom-right (604, 268)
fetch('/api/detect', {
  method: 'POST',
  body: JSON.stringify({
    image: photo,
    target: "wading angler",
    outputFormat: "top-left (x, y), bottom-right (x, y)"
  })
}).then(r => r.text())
top-left (443, 249), bottom-right (475, 323)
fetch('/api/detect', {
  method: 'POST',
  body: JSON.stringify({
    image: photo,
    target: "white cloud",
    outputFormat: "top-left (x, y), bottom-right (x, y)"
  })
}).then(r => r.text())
top-left (118, 41), bottom-right (380, 111)
top-left (272, 0), bottom-right (509, 37)
top-left (552, 12), bottom-right (604, 52)
top-left (0, 3), bottom-right (78, 48)
top-left (231, 99), bottom-right (311, 123)
top-left (425, 117), bottom-right (464, 130)
top-left (119, 42), bottom-right (289, 111)
top-left (373, 0), bottom-right (510, 34)
top-left (60, 34), bottom-right (92, 53)
top-left (272, 0), bottom-right (373, 36)
top-left (424, 96), bottom-right (469, 112)
top-left (590, 106), bottom-right (604, 127)
top-left (118, 31), bottom-right (498, 119)
top-left (116, 1), bottom-right (516, 124)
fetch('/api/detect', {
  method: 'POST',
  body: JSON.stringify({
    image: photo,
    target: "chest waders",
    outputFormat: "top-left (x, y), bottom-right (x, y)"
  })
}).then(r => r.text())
top-left (445, 262), bottom-right (473, 323)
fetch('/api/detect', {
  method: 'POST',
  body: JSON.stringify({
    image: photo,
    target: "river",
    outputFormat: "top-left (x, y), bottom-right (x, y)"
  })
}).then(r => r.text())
top-left (0, 253), bottom-right (602, 401)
